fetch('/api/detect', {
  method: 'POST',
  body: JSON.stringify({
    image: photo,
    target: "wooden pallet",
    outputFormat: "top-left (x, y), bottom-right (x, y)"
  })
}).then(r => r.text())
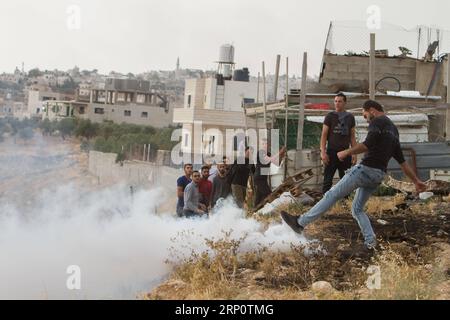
top-left (384, 175), bottom-right (450, 194)
top-left (253, 168), bottom-right (317, 212)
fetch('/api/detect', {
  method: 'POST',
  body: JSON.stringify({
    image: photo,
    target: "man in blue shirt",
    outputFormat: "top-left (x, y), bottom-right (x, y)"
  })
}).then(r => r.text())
top-left (183, 171), bottom-right (208, 218)
top-left (176, 163), bottom-right (193, 217)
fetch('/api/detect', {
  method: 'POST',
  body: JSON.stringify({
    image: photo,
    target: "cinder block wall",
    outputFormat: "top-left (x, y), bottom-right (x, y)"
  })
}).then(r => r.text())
top-left (320, 55), bottom-right (417, 91)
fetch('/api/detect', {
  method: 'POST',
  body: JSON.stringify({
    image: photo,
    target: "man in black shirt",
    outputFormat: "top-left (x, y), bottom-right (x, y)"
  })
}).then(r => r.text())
top-left (229, 147), bottom-right (253, 208)
top-left (321, 93), bottom-right (357, 193)
top-left (281, 100), bottom-right (426, 251)
top-left (211, 163), bottom-right (231, 208)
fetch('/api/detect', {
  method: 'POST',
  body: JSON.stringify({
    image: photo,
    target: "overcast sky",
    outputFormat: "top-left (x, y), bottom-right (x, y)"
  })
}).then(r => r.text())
top-left (1, 0), bottom-right (449, 76)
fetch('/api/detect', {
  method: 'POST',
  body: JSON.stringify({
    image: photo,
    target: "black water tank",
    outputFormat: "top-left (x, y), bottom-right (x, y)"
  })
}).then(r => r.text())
top-left (233, 68), bottom-right (250, 82)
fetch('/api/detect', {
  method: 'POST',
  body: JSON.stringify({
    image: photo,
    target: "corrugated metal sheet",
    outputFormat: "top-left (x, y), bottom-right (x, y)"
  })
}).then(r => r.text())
top-left (388, 142), bottom-right (450, 181)
top-left (306, 114), bottom-right (429, 143)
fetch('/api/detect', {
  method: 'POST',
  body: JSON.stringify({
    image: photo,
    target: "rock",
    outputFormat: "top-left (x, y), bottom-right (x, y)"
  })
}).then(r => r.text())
top-left (240, 269), bottom-right (255, 276)
top-left (311, 281), bottom-right (334, 294)
top-left (148, 279), bottom-right (188, 300)
top-left (252, 271), bottom-right (266, 282)
top-left (377, 219), bottom-right (389, 225)
top-left (419, 192), bottom-right (434, 200)
top-left (435, 280), bottom-right (450, 300)
top-left (355, 287), bottom-right (370, 299)
top-left (437, 229), bottom-right (449, 237)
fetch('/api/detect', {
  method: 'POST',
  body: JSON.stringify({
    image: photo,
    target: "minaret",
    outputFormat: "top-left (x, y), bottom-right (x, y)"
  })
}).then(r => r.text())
top-left (176, 57), bottom-right (180, 71)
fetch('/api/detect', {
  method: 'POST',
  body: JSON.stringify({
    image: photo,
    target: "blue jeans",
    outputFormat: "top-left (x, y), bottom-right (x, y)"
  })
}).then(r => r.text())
top-left (298, 164), bottom-right (385, 247)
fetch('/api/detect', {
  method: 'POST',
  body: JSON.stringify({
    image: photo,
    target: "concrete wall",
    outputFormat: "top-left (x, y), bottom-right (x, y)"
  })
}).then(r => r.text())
top-left (88, 150), bottom-right (182, 213)
top-left (88, 150), bottom-right (181, 189)
top-left (321, 55), bottom-right (417, 92)
top-left (415, 60), bottom-right (447, 97)
top-left (86, 102), bottom-right (173, 128)
top-left (27, 90), bottom-right (42, 117)
top-left (203, 78), bottom-right (216, 109)
top-left (223, 80), bottom-right (258, 111)
top-left (184, 79), bottom-right (206, 108)
top-left (184, 78), bottom-right (261, 111)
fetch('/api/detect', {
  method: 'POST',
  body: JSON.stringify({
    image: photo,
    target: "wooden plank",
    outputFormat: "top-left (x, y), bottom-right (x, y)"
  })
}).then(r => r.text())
top-left (297, 52), bottom-right (307, 150)
top-left (447, 57), bottom-right (450, 141)
top-left (256, 72), bottom-right (260, 104)
top-left (284, 56), bottom-right (289, 181)
top-left (369, 33), bottom-right (376, 100)
top-left (272, 54), bottom-right (281, 128)
top-left (262, 62), bottom-right (267, 129)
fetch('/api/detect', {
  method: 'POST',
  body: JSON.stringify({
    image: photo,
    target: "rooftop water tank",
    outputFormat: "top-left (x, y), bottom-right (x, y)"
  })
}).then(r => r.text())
top-left (233, 68), bottom-right (250, 82)
top-left (219, 44), bottom-right (235, 63)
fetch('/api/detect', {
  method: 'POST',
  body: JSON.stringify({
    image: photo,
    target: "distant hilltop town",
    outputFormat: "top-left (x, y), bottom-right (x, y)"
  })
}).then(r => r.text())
top-left (0, 59), bottom-right (209, 126)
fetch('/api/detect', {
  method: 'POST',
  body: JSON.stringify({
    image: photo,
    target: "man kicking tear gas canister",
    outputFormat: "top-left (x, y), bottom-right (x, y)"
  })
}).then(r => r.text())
top-left (281, 100), bottom-right (427, 252)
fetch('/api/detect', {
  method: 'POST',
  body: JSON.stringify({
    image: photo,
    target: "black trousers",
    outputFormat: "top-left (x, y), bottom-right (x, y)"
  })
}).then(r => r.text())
top-left (322, 150), bottom-right (352, 194)
top-left (254, 177), bottom-right (271, 207)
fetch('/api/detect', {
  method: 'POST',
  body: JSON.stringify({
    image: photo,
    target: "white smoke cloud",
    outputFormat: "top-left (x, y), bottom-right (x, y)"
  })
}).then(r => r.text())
top-left (0, 182), bottom-right (308, 300)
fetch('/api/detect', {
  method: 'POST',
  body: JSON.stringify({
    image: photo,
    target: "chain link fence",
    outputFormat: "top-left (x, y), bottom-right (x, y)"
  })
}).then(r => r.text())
top-left (325, 21), bottom-right (450, 60)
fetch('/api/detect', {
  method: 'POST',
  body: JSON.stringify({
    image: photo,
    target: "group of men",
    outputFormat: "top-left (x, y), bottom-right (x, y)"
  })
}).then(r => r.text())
top-left (176, 142), bottom-right (286, 218)
top-left (175, 93), bottom-right (427, 251)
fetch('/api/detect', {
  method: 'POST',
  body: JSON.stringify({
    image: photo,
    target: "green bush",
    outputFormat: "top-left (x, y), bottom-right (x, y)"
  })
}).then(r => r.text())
top-left (75, 119), bottom-right (99, 140)
top-left (57, 118), bottom-right (76, 139)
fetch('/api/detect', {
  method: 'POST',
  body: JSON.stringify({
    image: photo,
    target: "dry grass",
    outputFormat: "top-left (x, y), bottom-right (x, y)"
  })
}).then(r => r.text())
top-left (365, 249), bottom-right (446, 300)
top-left (147, 196), bottom-right (450, 300)
top-left (147, 234), bottom-right (448, 300)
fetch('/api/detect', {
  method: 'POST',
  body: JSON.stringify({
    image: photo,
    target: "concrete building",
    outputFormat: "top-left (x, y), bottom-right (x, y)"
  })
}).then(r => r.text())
top-left (0, 99), bottom-right (26, 119)
top-left (173, 75), bottom-right (265, 155)
top-left (26, 89), bottom-right (68, 118)
top-left (85, 78), bottom-right (173, 128)
top-left (77, 82), bottom-right (92, 99)
top-left (43, 78), bottom-right (174, 128)
top-left (173, 45), bottom-right (269, 156)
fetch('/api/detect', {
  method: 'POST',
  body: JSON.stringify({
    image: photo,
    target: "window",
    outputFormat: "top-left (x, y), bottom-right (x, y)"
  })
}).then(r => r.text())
top-left (94, 108), bottom-right (104, 114)
top-left (208, 136), bottom-right (216, 154)
top-left (124, 110), bottom-right (131, 117)
top-left (187, 95), bottom-right (191, 108)
top-left (141, 112), bottom-right (148, 118)
top-left (79, 106), bottom-right (85, 114)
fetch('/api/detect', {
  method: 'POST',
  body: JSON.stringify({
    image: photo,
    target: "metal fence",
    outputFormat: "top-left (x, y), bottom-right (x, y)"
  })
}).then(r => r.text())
top-left (325, 21), bottom-right (450, 60)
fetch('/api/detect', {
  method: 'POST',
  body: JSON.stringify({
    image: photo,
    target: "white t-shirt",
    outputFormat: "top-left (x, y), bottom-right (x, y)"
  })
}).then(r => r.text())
top-left (208, 165), bottom-right (218, 182)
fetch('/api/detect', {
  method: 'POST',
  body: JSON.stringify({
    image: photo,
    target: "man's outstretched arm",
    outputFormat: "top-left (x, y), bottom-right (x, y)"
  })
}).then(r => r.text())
top-left (399, 162), bottom-right (427, 193)
top-left (337, 143), bottom-right (368, 161)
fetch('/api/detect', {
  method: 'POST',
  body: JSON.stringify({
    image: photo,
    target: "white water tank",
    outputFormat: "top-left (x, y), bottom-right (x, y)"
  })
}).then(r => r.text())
top-left (219, 44), bottom-right (235, 63)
